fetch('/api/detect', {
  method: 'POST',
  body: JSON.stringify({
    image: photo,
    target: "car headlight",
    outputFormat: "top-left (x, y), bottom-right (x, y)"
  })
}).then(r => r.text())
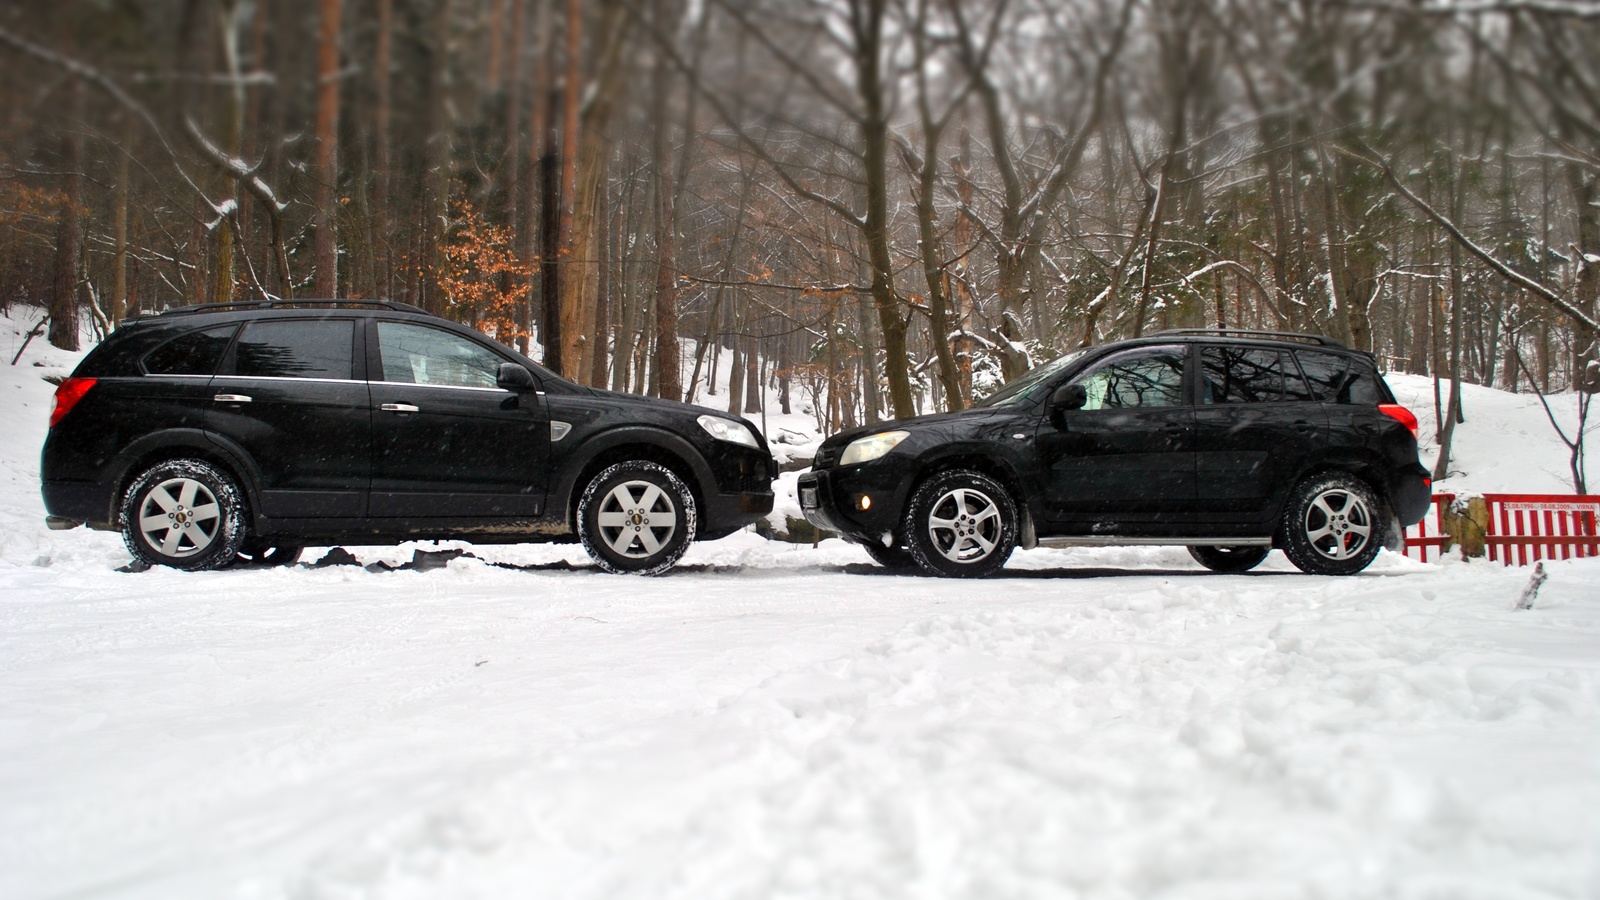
top-left (697, 414), bottom-right (760, 449)
top-left (840, 430), bottom-right (909, 466)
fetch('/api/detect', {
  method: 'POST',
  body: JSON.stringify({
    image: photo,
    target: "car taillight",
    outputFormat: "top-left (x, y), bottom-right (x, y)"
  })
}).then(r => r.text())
top-left (1378, 403), bottom-right (1418, 439)
top-left (49, 377), bottom-right (97, 428)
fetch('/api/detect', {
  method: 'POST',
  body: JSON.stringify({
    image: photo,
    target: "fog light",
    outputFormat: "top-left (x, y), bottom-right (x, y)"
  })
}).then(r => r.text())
top-left (857, 494), bottom-right (872, 511)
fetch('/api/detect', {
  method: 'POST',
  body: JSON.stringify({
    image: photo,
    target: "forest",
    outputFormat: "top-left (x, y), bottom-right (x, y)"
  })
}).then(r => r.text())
top-left (2, 0), bottom-right (1597, 480)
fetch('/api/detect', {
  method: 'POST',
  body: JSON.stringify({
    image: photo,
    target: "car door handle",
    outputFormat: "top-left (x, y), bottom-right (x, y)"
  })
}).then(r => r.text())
top-left (380, 403), bottom-right (419, 413)
top-left (213, 394), bottom-right (252, 403)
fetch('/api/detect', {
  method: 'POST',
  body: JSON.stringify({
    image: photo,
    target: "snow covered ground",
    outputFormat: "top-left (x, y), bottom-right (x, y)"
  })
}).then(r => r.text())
top-left (2, 308), bottom-right (1598, 899)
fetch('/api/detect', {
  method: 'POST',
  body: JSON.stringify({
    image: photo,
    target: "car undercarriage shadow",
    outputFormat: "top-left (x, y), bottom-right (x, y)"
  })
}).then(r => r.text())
top-left (819, 563), bottom-right (1276, 579)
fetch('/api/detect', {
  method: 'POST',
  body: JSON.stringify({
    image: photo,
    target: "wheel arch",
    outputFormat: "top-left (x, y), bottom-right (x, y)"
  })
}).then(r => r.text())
top-left (555, 426), bottom-right (713, 532)
top-left (107, 430), bottom-right (262, 528)
top-left (1276, 456), bottom-right (1391, 537)
top-left (911, 450), bottom-right (1030, 517)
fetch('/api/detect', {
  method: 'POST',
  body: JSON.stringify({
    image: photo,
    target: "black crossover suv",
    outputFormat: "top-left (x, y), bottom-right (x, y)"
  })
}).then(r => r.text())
top-left (799, 330), bottom-right (1431, 577)
top-left (42, 300), bottom-right (776, 575)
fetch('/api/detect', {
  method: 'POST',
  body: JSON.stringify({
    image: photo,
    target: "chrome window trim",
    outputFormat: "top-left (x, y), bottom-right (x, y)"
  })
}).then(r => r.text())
top-left (212, 374), bottom-right (368, 386)
top-left (371, 381), bottom-right (509, 394)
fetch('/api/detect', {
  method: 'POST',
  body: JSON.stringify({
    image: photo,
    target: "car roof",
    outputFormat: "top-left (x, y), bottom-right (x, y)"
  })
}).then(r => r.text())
top-left (123, 299), bottom-right (438, 326)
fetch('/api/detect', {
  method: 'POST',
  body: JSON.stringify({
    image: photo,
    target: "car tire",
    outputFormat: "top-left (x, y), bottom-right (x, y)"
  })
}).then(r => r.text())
top-left (1280, 472), bottom-right (1384, 576)
top-left (232, 540), bottom-right (304, 567)
top-left (903, 469), bottom-right (1017, 578)
top-left (578, 460), bottom-right (697, 575)
top-left (1187, 545), bottom-right (1270, 573)
top-left (120, 458), bottom-right (248, 571)
top-left (861, 539), bottom-right (917, 570)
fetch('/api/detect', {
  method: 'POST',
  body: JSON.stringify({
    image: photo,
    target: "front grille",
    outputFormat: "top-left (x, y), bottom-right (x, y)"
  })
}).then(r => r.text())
top-left (735, 472), bottom-right (770, 493)
top-left (814, 446), bottom-right (839, 469)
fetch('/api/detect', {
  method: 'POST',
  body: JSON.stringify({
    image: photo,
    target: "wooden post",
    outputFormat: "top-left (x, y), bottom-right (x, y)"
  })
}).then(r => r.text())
top-left (1441, 495), bottom-right (1490, 559)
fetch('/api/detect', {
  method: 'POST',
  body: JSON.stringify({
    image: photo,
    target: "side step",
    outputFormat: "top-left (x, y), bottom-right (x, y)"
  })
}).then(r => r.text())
top-left (1036, 536), bottom-right (1271, 549)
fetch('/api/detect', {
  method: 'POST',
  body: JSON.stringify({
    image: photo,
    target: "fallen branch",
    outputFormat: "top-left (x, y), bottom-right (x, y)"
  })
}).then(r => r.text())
top-left (1515, 561), bottom-right (1548, 610)
top-left (11, 314), bottom-right (48, 366)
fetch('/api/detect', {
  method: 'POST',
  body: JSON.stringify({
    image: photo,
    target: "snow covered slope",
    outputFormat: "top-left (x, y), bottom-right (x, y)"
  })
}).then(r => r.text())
top-left (2, 309), bottom-right (1597, 899)
top-left (1390, 373), bottom-right (1594, 496)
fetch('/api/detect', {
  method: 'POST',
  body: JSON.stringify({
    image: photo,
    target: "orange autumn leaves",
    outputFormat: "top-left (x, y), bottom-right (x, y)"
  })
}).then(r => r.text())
top-left (439, 197), bottom-right (530, 345)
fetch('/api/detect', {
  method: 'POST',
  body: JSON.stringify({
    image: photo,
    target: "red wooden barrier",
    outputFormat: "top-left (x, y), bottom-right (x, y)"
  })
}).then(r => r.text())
top-left (1404, 493), bottom-right (1600, 565)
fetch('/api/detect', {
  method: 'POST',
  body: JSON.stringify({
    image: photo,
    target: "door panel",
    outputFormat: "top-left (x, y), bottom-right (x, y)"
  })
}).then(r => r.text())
top-left (1034, 345), bottom-right (1196, 533)
top-left (367, 322), bottom-right (550, 518)
top-left (1193, 346), bottom-right (1326, 526)
top-left (205, 319), bottom-right (370, 517)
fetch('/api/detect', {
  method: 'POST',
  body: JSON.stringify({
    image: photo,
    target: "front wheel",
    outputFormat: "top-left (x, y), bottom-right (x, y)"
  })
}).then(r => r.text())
top-left (1280, 472), bottom-right (1383, 576)
top-left (1187, 545), bottom-right (1270, 573)
top-left (578, 461), bottom-right (697, 575)
top-left (903, 469), bottom-right (1017, 578)
top-left (861, 540), bottom-right (917, 570)
top-left (120, 459), bottom-right (247, 570)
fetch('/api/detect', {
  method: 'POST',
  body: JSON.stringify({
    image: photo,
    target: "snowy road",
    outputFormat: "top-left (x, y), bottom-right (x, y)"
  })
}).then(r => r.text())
top-left (3, 535), bottom-right (1598, 899)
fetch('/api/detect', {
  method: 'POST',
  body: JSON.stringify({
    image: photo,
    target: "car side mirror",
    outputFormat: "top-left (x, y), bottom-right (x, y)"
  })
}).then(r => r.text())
top-left (497, 362), bottom-right (536, 391)
top-left (1051, 383), bottom-right (1087, 412)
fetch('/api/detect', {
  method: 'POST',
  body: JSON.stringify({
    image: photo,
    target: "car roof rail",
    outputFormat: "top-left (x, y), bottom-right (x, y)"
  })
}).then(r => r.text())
top-left (1150, 328), bottom-right (1346, 348)
top-left (149, 299), bottom-right (435, 318)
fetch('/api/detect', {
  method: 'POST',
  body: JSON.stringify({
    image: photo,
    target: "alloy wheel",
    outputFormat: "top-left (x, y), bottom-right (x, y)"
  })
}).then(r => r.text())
top-left (595, 479), bottom-right (679, 559)
top-left (137, 477), bottom-right (222, 558)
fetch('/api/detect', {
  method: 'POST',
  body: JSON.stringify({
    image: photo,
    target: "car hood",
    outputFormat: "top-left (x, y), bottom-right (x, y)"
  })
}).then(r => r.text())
top-left (579, 386), bottom-right (765, 435)
top-left (821, 406), bottom-right (1016, 449)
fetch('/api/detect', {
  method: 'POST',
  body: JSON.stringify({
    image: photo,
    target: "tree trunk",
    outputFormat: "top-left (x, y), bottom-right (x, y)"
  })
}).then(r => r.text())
top-left (745, 334), bottom-right (761, 414)
top-left (313, 0), bottom-right (343, 297)
top-left (651, 12), bottom-right (682, 402)
top-left (48, 81), bottom-right (83, 351)
top-left (373, 0), bottom-right (394, 300)
top-left (727, 301), bottom-right (744, 416)
top-left (557, 0), bottom-right (627, 382)
top-left (111, 115), bottom-right (130, 324)
top-left (589, 181), bottom-right (611, 387)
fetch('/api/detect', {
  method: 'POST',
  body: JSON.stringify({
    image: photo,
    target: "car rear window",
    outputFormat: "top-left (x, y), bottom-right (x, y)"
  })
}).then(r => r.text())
top-left (1201, 346), bottom-right (1316, 403)
top-left (233, 320), bottom-right (355, 379)
top-left (1295, 350), bottom-right (1383, 404)
top-left (142, 325), bottom-right (237, 376)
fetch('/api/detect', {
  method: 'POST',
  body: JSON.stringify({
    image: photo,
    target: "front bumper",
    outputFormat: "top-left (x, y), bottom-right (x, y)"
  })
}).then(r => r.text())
top-left (703, 487), bottom-right (774, 532)
top-left (797, 463), bottom-right (913, 545)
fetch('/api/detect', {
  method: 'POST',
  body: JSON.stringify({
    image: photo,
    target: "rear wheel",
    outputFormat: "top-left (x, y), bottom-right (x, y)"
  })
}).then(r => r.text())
top-left (578, 460), bottom-right (697, 575)
top-left (120, 459), bottom-right (247, 571)
top-left (904, 469), bottom-right (1017, 578)
top-left (1280, 472), bottom-right (1383, 576)
top-left (1187, 545), bottom-right (1269, 573)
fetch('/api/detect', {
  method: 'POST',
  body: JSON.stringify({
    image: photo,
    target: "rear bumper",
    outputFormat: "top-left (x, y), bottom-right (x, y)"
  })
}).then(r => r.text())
top-left (1388, 463), bottom-right (1432, 526)
top-left (42, 479), bottom-right (116, 530)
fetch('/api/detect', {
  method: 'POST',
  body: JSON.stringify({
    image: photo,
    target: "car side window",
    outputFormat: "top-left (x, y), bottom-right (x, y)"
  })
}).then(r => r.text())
top-left (377, 322), bottom-right (503, 389)
top-left (1071, 347), bottom-right (1186, 410)
top-left (1201, 346), bottom-right (1314, 403)
top-left (234, 320), bottom-right (354, 379)
top-left (143, 325), bottom-right (238, 376)
top-left (1296, 350), bottom-right (1380, 404)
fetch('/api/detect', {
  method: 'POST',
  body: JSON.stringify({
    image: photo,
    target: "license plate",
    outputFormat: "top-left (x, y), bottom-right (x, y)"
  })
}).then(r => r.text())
top-left (800, 487), bottom-right (818, 509)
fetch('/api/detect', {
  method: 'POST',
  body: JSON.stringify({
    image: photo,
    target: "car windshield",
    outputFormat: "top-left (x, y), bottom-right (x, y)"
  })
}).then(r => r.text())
top-left (972, 349), bottom-right (1089, 408)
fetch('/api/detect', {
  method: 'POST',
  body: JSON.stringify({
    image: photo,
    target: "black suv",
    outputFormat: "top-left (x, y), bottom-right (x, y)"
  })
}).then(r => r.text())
top-left (42, 300), bottom-right (775, 575)
top-left (799, 330), bottom-right (1431, 577)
